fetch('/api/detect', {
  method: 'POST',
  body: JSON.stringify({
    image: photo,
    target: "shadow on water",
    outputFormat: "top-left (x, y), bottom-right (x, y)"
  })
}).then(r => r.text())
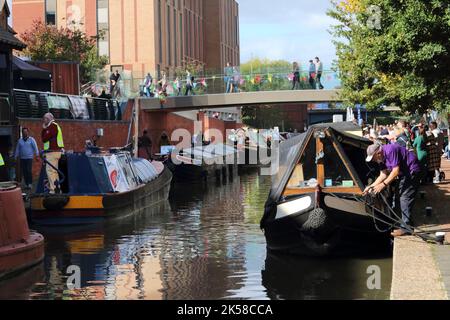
top-left (262, 251), bottom-right (393, 300)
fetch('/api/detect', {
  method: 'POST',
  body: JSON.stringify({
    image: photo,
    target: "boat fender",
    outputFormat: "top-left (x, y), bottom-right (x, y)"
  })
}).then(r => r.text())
top-left (302, 208), bottom-right (330, 233)
top-left (43, 195), bottom-right (70, 211)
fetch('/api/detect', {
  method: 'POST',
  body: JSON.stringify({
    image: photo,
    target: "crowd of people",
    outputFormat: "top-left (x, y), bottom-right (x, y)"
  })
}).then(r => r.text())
top-left (141, 70), bottom-right (199, 99)
top-left (363, 120), bottom-right (447, 185)
top-left (364, 119), bottom-right (447, 238)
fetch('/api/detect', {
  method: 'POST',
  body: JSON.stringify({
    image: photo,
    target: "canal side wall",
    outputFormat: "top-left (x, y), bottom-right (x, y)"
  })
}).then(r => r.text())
top-left (390, 159), bottom-right (450, 300)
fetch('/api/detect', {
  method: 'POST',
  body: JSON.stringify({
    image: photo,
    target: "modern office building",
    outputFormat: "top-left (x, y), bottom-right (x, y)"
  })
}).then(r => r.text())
top-left (11, 0), bottom-right (240, 77)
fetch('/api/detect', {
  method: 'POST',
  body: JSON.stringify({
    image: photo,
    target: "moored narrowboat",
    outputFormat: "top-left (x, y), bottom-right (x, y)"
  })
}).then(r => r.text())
top-left (0, 182), bottom-right (45, 280)
top-left (261, 122), bottom-right (393, 256)
top-left (30, 150), bottom-right (172, 226)
top-left (171, 143), bottom-right (238, 182)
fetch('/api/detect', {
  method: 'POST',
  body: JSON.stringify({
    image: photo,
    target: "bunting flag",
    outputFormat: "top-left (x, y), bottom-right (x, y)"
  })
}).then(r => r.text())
top-left (255, 75), bottom-right (261, 84)
top-left (268, 74), bottom-right (273, 83)
top-left (302, 77), bottom-right (307, 82)
top-left (288, 73), bottom-right (294, 81)
top-left (240, 79), bottom-right (245, 85)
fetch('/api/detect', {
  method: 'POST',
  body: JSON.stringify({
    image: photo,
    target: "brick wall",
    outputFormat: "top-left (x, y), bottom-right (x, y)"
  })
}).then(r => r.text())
top-left (18, 118), bottom-right (131, 177)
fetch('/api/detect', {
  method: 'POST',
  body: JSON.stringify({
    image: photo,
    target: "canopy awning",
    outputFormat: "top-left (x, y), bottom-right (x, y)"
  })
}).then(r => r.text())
top-left (12, 56), bottom-right (52, 80)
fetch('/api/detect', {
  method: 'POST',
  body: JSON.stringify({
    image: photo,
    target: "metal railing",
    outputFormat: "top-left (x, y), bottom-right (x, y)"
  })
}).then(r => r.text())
top-left (13, 89), bottom-right (123, 121)
top-left (91, 69), bottom-right (341, 99)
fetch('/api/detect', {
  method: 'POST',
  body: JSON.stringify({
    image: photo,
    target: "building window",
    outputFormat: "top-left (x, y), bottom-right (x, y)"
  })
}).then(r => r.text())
top-left (174, 8), bottom-right (177, 66)
top-left (158, 0), bottom-right (163, 63)
top-left (167, 4), bottom-right (171, 65)
top-left (45, 0), bottom-right (57, 25)
top-left (97, 0), bottom-right (110, 58)
top-left (180, 13), bottom-right (183, 61)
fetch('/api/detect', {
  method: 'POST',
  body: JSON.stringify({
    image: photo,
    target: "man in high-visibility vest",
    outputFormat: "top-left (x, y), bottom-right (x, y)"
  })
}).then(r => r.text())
top-left (41, 113), bottom-right (64, 194)
top-left (0, 153), bottom-right (4, 167)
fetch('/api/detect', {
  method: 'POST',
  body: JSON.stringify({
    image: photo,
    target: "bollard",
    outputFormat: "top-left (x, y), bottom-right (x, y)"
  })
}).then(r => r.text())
top-left (425, 207), bottom-right (433, 217)
top-left (419, 191), bottom-right (426, 200)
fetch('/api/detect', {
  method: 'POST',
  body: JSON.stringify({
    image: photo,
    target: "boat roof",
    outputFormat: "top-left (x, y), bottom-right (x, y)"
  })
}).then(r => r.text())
top-left (269, 122), bottom-right (371, 203)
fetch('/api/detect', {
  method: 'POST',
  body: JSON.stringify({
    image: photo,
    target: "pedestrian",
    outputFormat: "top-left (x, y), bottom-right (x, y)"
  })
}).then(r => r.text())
top-left (144, 73), bottom-right (153, 97)
top-left (110, 70), bottom-right (121, 98)
top-left (412, 123), bottom-right (428, 184)
top-left (41, 113), bottom-right (65, 194)
top-left (158, 132), bottom-right (171, 154)
top-left (364, 143), bottom-right (421, 237)
top-left (185, 70), bottom-right (194, 96)
top-left (225, 62), bottom-right (233, 93)
top-left (232, 67), bottom-right (240, 93)
top-left (429, 121), bottom-right (444, 183)
top-left (15, 128), bottom-right (39, 190)
top-left (292, 62), bottom-right (300, 90)
top-left (175, 77), bottom-right (182, 96)
top-left (308, 60), bottom-right (316, 89)
top-left (395, 121), bottom-right (411, 149)
top-left (138, 130), bottom-right (153, 160)
top-left (315, 57), bottom-right (324, 90)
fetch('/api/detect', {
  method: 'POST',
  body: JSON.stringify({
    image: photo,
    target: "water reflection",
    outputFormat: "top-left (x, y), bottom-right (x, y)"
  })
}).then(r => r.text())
top-left (0, 171), bottom-right (392, 300)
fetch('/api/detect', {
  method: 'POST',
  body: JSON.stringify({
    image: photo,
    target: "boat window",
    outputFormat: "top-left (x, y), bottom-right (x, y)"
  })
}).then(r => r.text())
top-left (286, 138), bottom-right (317, 188)
top-left (323, 138), bottom-right (354, 187)
top-left (341, 141), bottom-right (378, 186)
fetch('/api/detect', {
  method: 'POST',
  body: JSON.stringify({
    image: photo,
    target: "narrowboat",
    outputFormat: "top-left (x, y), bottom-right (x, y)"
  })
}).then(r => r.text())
top-left (171, 143), bottom-right (238, 182)
top-left (30, 150), bottom-right (172, 226)
top-left (260, 122), bottom-right (392, 256)
top-left (0, 182), bottom-right (45, 280)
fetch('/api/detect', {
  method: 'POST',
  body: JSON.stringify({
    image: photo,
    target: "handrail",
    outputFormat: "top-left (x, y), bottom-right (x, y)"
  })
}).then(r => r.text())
top-left (13, 88), bottom-right (120, 104)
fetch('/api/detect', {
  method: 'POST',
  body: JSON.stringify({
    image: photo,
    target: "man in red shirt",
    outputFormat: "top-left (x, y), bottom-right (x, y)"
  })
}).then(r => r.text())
top-left (41, 113), bottom-right (64, 194)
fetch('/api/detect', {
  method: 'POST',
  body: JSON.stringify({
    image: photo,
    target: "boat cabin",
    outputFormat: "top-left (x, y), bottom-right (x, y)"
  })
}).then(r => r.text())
top-left (34, 151), bottom-right (161, 195)
top-left (270, 122), bottom-right (377, 203)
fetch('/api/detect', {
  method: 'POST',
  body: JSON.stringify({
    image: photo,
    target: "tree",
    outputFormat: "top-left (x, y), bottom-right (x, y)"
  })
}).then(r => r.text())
top-left (328, 0), bottom-right (450, 114)
top-left (20, 20), bottom-right (108, 84)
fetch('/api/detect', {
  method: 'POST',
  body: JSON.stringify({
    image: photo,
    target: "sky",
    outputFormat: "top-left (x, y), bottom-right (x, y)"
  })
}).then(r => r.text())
top-left (238, 0), bottom-right (337, 68)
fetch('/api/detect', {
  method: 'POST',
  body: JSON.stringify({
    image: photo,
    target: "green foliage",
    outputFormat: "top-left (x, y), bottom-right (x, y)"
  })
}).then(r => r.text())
top-left (240, 58), bottom-right (309, 128)
top-left (240, 57), bottom-right (292, 75)
top-left (328, 0), bottom-right (450, 114)
top-left (20, 20), bottom-right (108, 84)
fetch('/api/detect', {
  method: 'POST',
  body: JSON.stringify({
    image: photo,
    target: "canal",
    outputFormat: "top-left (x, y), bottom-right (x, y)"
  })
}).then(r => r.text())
top-left (0, 170), bottom-right (392, 300)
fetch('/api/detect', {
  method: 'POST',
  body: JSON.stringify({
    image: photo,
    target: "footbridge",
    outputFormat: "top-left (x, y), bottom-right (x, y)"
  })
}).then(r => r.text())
top-left (139, 90), bottom-right (342, 112)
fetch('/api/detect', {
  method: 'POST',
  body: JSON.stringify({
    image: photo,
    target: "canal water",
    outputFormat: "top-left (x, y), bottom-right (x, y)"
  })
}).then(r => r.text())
top-left (0, 170), bottom-right (392, 300)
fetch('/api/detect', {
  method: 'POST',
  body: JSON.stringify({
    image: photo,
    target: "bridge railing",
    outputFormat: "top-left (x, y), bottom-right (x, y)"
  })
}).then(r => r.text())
top-left (90, 69), bottom-right (341, 99)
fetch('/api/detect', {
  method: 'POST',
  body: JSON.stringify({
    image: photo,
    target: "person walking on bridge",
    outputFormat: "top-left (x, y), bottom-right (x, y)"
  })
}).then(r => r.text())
top-left (292, 62), bottom-right (300, 90)
top-left (364, 143), bottom-right (421, 238)
top-left (308, 60), bottom-right (316, 89)
top-left (315, 57), bottom-right (324, 90)
top-left (41, 113), bottom-right (65, 194)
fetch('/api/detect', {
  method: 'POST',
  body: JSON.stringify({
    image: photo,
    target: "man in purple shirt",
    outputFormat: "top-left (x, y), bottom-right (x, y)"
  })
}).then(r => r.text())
top-left (364, 143), bottom-right (421, 237)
